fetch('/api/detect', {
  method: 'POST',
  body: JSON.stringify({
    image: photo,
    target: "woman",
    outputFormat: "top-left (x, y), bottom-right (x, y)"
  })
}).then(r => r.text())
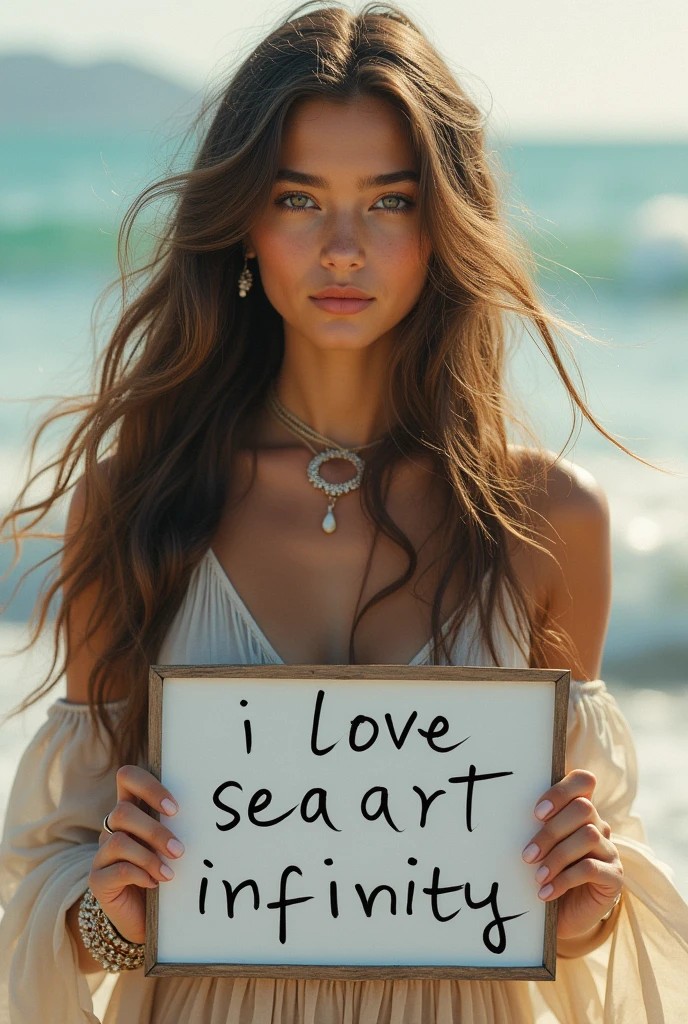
top-left (1, 3), bottom-right (686, 1022)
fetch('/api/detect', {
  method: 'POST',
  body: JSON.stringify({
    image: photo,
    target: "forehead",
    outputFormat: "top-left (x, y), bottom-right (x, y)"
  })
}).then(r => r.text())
top-left (279, 95), bottom-right (417, 173)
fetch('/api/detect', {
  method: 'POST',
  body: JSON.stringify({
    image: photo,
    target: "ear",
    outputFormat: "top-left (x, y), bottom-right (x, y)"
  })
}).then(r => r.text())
top-left (244, 238), bottom-right (256, 259)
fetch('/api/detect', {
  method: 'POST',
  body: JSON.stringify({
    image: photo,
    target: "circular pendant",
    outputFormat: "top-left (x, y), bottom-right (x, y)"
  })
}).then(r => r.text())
top-left (306, 449), bottom-right (364, 497)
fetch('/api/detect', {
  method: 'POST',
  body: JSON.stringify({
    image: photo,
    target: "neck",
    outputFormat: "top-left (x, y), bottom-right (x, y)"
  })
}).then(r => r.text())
top-left (268, 334), bottom-right (394, 449)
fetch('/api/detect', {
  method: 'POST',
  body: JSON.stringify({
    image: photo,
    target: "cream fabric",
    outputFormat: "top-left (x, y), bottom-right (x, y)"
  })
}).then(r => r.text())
top-left (1, 548), bottom-right (687, 1023)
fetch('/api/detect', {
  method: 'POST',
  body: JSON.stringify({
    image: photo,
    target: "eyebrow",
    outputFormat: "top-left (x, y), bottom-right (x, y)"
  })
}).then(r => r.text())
top-left (274, 169), bottom-right (420, 189)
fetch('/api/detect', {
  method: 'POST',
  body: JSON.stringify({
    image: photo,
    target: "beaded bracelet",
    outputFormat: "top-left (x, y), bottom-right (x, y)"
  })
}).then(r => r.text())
top-left (77, 887), bottom-right (145, 972)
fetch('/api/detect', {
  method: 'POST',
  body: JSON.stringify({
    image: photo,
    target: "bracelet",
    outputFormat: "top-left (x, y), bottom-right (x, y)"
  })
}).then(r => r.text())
top-left (77, 887), bottom-right (145, 972)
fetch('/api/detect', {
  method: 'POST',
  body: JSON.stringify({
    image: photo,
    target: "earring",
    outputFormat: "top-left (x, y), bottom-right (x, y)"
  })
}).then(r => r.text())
top-left (238, 249), bottom-right (253, 298)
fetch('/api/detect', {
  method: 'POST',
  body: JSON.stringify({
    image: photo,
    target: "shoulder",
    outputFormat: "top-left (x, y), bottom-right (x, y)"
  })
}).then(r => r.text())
top-left (507, 444), bottom-right (612, 635)
top-left (509, 445), bottom-right (612, 677)
top-left (508, 442), bottom-right (610, 533)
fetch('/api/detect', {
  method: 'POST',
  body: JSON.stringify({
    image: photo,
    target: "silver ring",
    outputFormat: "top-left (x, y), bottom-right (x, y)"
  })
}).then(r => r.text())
top-left (102, 812), bottom-right (115, 836)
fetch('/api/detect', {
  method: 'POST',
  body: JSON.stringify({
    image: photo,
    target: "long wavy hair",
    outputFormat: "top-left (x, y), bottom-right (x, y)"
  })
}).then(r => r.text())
top-left (1, 1), bottom-right (657, 769)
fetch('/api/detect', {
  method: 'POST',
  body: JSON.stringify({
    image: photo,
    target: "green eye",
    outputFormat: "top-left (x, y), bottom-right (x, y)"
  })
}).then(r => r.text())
top-left (278, 193), bottom-right (315, 211)
top-left (374, 194), bottom-right (414, 213)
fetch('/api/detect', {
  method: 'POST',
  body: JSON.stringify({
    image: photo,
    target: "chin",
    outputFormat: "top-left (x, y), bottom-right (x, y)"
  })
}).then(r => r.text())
top-left (308, 332), bottom-right (381, 352)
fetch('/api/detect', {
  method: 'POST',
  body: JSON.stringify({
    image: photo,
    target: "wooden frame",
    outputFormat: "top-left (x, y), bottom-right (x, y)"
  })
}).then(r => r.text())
top-left (146, 663), bottom-right (570, 981)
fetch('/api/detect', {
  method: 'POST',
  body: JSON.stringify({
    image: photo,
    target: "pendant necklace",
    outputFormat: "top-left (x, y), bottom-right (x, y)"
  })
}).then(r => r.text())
top-left (266, 384), bottom-right (386, 534)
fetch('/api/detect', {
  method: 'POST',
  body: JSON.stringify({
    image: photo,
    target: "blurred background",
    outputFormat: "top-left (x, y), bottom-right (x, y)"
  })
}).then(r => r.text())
top-left (1, 0), bottom-right (687, 906)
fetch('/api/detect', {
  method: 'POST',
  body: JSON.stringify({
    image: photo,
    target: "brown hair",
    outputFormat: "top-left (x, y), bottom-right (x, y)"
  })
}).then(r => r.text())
top-left (1, 2), bottom-right (659, 769)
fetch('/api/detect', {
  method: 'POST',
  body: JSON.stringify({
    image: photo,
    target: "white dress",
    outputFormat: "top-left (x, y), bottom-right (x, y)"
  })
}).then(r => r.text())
top-left (1, 547), bottom-right (687, 1023)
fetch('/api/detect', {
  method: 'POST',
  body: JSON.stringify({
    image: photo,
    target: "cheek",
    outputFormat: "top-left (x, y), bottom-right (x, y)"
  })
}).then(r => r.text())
top-left (377, 233), bottom-right (429, 301)
top-left (252, 231), bottom-right (311, 307)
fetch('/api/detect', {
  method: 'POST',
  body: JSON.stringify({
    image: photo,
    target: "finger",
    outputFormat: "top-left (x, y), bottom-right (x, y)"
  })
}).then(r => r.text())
top-left (93, 830), bottom-right (176, 882)
top-left (532, 769), bottom-right (596, 823)
top-left (106, 801), bottom-right (185, 860)
top-left (535, 856), bottom-right (623, 904)
top-left (522, 796), bottom-right (605, 864)
top-left (91, 860), bottom-right (159, 902)
top-left (115, 764), bottom-right (179, 817)
top-left (528, 823), bottom-right (616, 888)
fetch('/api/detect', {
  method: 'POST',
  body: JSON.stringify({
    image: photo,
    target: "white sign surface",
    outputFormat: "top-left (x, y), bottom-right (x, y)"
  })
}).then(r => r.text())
top-left (151, 672), bottom-right (562, 973)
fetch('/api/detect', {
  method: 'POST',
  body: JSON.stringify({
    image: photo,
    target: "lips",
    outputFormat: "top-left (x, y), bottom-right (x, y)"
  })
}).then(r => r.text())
top-left (309, 286), bottom-right (375, 315)
top-left (310, 297), bottom-right (374, 314)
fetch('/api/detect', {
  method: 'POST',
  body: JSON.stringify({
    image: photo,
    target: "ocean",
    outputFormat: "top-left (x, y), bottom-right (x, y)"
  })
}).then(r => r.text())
top-left (1, 134), bottom-right (687, 897)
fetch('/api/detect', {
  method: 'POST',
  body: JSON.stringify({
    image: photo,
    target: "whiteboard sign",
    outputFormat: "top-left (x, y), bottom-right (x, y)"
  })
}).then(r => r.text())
top-left (146, 665), bottom-right (568, 980)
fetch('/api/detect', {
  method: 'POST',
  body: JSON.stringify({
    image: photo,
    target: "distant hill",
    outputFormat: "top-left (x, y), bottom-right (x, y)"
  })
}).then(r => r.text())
top-left (0, 52), bottom-right (200, 130)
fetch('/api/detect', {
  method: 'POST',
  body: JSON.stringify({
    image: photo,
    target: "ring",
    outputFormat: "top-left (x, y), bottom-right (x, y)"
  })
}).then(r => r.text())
top-left (102, 812), bottom-right (115, 835)
top-left (599, 888), bottom-right (623, 921)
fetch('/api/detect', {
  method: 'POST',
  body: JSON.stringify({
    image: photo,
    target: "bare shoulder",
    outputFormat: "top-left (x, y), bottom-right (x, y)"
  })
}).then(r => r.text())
top-left (508, 442), bottom-right (609, 528)
top-left (507, 444), bottom-right (612, 678)
top-left (507, 444), bottom-right (611, 613)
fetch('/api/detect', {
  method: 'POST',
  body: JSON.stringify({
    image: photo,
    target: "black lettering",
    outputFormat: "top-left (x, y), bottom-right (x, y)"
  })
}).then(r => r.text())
top-left (448, 765), bottom-right (514, 831)
top-left (422, 866), bottom-right (464, 922)
top-left (248, 788), bottom-right (297, 827)
top-left (300, 787), bottom-right (340, 831)
top-left (418, 716), bottom-right (468, 752)
top-left (361, 786), bottom-right (403, 832)
top-left (329, 880), bottom-right (339, 918)
top-left (266, 865), bottom-right (314, 944)
top-left (243, 719), bottom-right (252, 754)
top-left (324, 858), bottom-right (338, 917)
top-left (407, 855), bottom-right (418, 915)
top-left (384, 711), bottom-right (417, 749)
top-left (413, 785), bottom-right (446, 827)
top-left (465, 881), bottom-right (527, 954)
top-left (310, 689), bottom-right (339, 756)
top-left (222, 878), bottom-right (260, 918)
top-left (349, 714), bottom-right (379, 751)
top-left (355, 884), bottom-right (397, 917)
top-left (213, 781), bottom-right (242, 831)
top-left (198, 860), bottom-right (215, 915)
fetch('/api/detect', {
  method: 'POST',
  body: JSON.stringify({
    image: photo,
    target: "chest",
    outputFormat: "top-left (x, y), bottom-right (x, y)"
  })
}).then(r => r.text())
top-left (210, 449), bottom-right (540, 665)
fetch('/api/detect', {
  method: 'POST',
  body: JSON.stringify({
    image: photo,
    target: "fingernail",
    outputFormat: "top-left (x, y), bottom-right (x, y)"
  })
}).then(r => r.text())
top-left (534, 800), bottom-right (554, 820)
top-left (161, 798), bottom-right (178, 816)
top-left (534, 864), bottom-right (550, 883)
top-left (167, 838), bottom-right (185, 857)
top-left (538, 883), bottom-right (554, 899)
top-left (522, 843), bottom-right (540, 863)
top-left (160, 863), bottom-right (175, 880)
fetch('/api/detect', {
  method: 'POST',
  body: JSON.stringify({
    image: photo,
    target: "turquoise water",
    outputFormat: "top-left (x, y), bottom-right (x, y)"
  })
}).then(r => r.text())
top-left (1, 135), bottom-right (687, 679)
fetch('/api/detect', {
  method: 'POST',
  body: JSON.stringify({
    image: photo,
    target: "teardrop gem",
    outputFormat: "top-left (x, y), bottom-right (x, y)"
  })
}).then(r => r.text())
top-left (322, 509), bottom-right (336, 534)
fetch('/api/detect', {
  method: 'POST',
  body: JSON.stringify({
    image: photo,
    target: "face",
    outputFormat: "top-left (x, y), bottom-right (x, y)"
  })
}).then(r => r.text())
top-left (246, 94), bottom-right (431, 353)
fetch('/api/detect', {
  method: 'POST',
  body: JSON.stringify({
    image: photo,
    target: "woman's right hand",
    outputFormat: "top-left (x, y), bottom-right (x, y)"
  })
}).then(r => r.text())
top-left (89, 765), bottom-right (184, 944)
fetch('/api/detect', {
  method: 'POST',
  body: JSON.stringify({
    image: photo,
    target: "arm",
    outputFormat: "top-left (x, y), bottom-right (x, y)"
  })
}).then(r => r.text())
top-left (61, 473), bottom-right (184, 973)
top-left (518, 453), bottom-right (623, 954)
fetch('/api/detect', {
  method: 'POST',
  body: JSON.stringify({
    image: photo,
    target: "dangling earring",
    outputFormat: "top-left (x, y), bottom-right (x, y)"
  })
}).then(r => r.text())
top-left (238, 248), bottom-right (253, 298)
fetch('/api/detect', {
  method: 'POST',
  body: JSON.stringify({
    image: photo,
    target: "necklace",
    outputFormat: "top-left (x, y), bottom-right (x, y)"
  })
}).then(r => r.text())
top-left (266, 384), bottom-right (386, 534)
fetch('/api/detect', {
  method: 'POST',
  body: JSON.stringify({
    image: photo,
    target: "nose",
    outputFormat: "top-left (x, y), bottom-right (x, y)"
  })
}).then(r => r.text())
top-left (320, 219), bottom-right (365, 272)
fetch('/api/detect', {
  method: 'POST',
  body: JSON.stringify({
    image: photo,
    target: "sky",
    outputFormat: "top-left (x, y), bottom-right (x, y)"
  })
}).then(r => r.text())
top-left (1, 0), bottom-right (687, 140)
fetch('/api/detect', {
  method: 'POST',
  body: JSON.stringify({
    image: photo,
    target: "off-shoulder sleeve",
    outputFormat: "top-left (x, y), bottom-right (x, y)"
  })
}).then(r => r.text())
top-left (0, 699), bottom-right (125, 1024)
top-left (534, 679), bottom-right (688, 1024)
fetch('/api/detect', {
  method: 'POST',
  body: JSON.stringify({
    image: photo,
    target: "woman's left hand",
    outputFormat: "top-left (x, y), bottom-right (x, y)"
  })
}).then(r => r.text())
top-left (522, 768), bottom-right (624, 940)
